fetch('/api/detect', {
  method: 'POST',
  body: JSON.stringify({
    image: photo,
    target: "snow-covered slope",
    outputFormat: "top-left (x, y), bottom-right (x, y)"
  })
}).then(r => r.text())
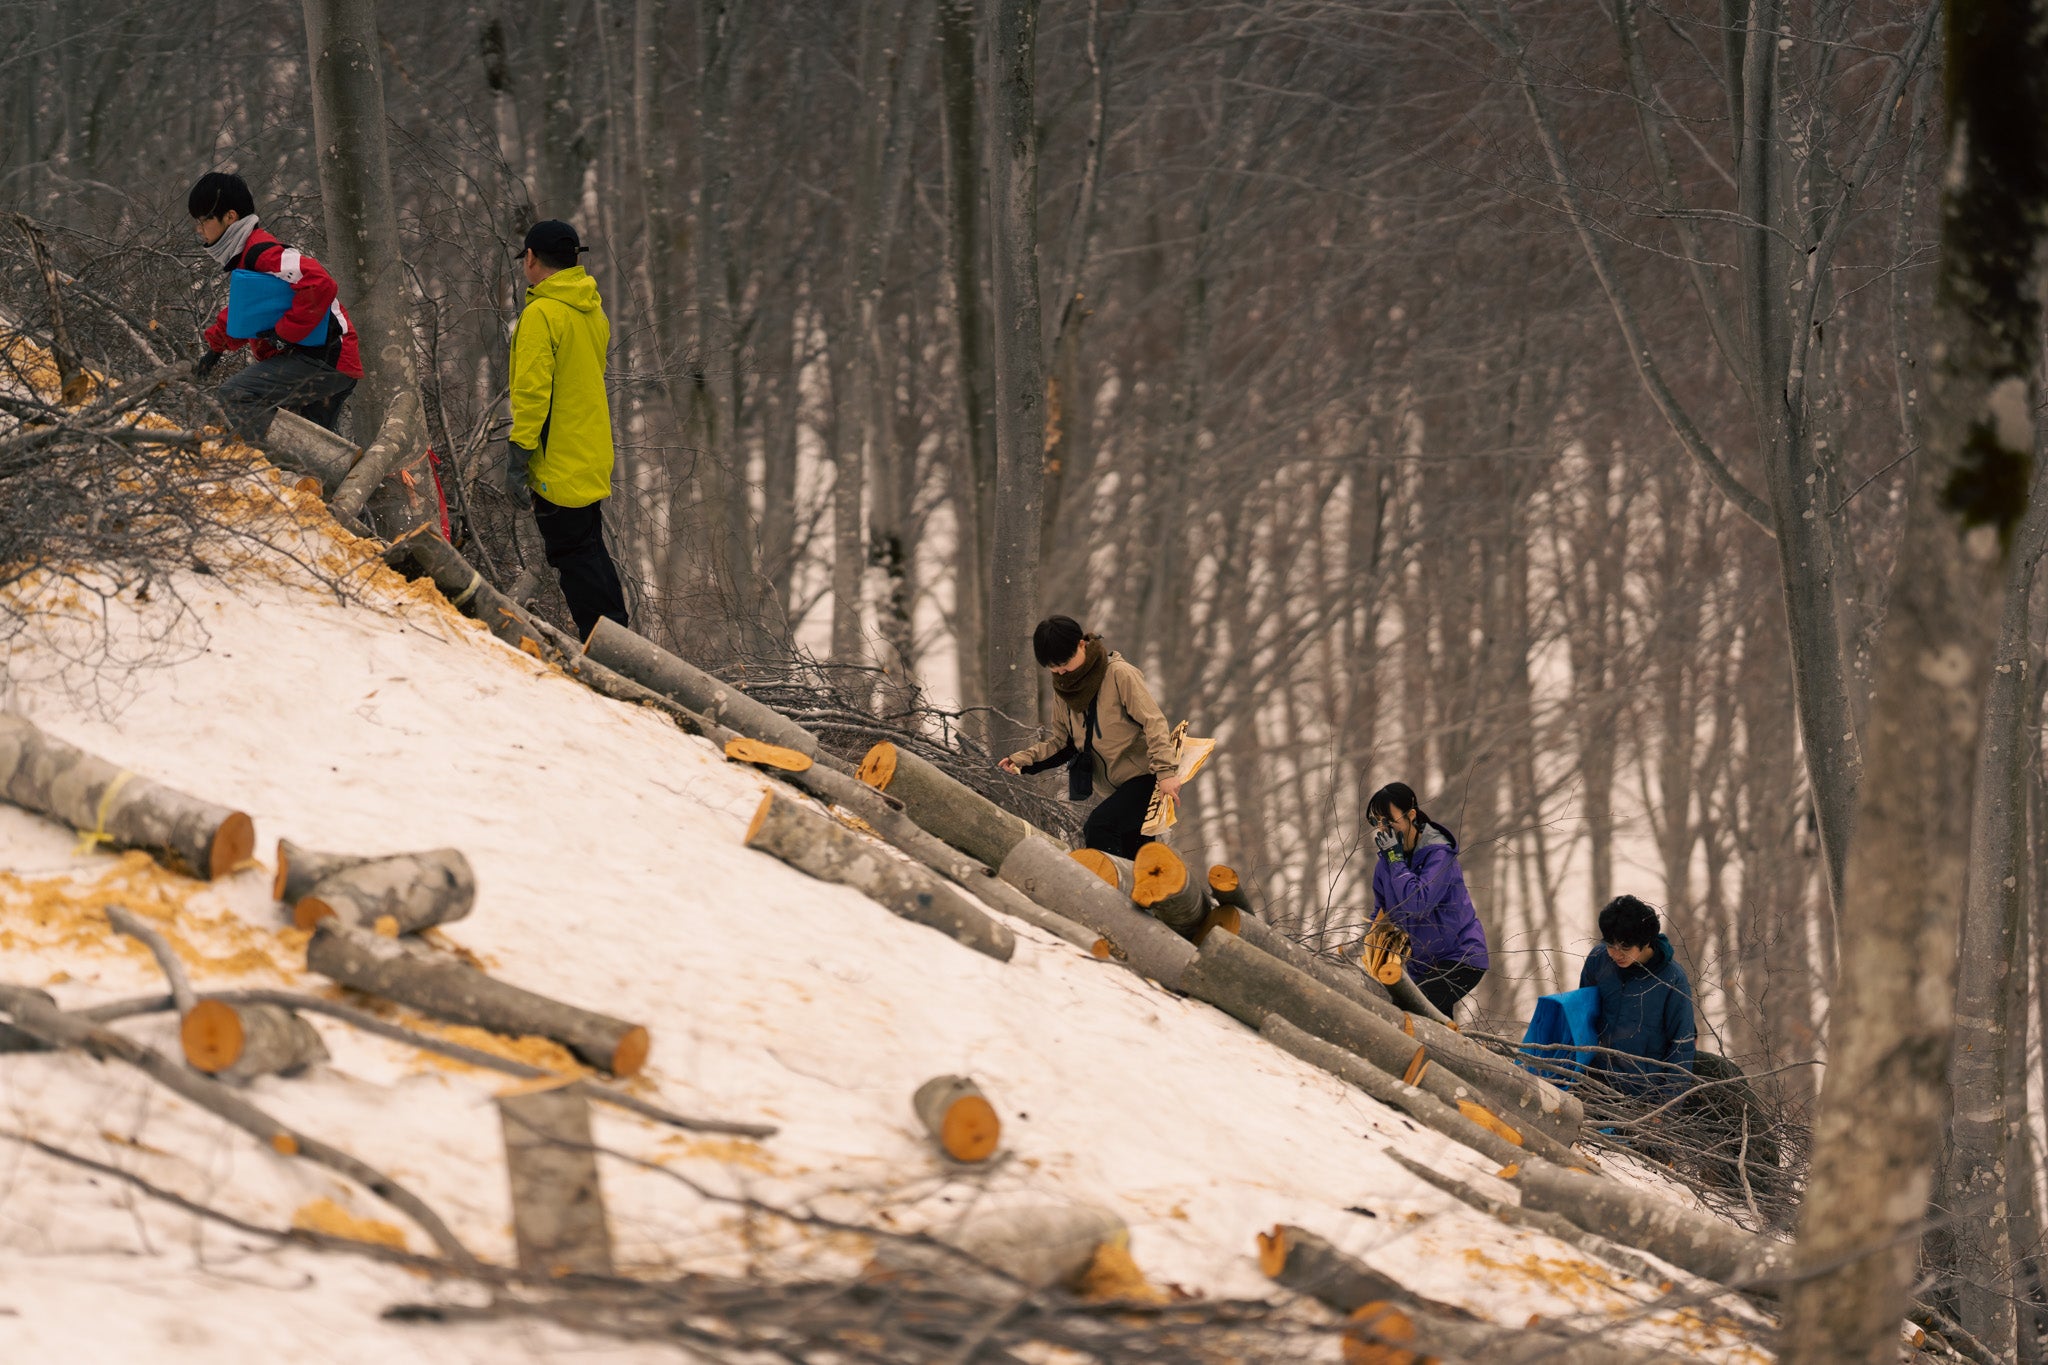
top-left (0, 480), bottom-right (1771, 1362)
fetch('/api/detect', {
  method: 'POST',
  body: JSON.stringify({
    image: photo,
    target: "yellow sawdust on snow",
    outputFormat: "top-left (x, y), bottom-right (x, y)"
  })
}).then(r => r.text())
top-left (1076, 1238), bottom-right (1168, 1303)
top-left (402, 1016), bottom-right (587, 1077)
top-left (0, 850), bottom-right (305, 979)
top-left (655, 1133), bottom-right (778, 1174)
top-left (1456, 1245), bottom-right (1767, 1358)
top-left (291, 1197), bottom-right (408, 1250)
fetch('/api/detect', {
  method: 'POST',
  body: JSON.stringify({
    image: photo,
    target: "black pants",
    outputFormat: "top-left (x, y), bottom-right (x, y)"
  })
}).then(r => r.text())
top-left (1082, 773), bottom-right (1157, 859)
top-left (1413, 962), bottom-right (1486, 1018)
top-left (533, 494), bottom-right (629, 642)
top-left (218, 352), bottom-right (355, 440)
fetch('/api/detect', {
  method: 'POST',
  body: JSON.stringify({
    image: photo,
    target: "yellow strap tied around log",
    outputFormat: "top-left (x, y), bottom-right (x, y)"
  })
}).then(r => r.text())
top-left (73, 769), bottom-right (135, 855)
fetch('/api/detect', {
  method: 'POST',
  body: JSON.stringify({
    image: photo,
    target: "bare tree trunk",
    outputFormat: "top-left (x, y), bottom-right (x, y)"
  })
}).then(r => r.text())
top-left (981, 0), bottom-right (1045, 750)
top-left (938, 0), bottom-right (995, 733)
top-left (301, 0), bottom-right (434, 538)
top-left (1782, 1), bottom-right (2048, 1354)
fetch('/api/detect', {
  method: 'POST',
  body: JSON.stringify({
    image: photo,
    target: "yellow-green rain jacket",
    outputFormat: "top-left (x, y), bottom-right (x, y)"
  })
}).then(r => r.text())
top-left (509, 266), bottom-right (614, 507)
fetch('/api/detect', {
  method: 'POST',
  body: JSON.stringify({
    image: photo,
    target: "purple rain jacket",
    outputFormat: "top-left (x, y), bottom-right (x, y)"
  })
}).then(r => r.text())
top-left (1371, 823), bottom-right (1491, 972)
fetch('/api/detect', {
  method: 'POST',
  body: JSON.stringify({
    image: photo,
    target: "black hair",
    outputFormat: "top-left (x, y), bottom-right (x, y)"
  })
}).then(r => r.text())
top-left (1032, 615), bottom-right (1087, 667)
top-left (1598, 895), bottom-right (1661, 948)
top-left (188, 171), bottom-right (255, 221)
top-left (531, 245), bottom-right (578, 271)
top-left (1367, 781), bottom-right (1455, 845)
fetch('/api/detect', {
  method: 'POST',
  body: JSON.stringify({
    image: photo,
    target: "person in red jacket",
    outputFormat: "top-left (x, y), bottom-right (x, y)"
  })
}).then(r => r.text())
top-left (189, 172), bottom-right (362, 439)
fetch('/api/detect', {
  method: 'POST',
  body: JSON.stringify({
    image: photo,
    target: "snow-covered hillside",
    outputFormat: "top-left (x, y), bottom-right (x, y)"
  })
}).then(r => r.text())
top-left (0, 476), bottom-right (1773, 1362)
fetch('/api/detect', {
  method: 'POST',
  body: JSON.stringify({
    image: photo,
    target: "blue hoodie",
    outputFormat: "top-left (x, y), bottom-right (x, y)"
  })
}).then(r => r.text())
top-left (1372, 824), bottom-right (1490, 972)
top-left (1578, 934), bottom-right (1696, 1097)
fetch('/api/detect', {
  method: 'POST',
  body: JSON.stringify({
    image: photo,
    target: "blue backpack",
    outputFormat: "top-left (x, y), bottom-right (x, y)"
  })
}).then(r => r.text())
top-left (225, 268), bottom-right (329, 345)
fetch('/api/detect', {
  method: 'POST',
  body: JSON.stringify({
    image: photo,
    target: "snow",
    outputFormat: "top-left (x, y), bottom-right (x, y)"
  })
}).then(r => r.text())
top-left (0, 476), bottom-right (1775, 1361)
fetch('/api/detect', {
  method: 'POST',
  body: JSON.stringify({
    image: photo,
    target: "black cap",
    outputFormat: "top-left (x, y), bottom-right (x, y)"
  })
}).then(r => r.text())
top-left (516, 220), bottom-right (587, 260)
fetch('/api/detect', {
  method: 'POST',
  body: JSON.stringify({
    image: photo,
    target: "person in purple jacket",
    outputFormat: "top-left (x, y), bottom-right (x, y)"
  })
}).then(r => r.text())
top-left (1368, 782), bottom-right (1491, 1017)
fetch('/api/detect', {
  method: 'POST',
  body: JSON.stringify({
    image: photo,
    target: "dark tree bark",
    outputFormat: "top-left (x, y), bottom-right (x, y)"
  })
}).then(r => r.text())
top-left (1783, 1), bottom-right (2048, 1357)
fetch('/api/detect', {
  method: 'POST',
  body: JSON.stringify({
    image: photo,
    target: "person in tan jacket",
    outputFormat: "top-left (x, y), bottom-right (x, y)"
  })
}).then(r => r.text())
top-left (998, 615), bottom-right (1182, 857)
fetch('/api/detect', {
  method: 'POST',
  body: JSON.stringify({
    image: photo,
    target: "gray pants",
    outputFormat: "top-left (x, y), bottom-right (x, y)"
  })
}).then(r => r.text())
top-left (218, 351), bottom-right (356, 441)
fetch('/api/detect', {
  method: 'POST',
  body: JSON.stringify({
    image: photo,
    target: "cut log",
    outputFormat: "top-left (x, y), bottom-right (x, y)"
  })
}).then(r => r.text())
top-left (943, 1204), bottom-right (1128, 1290)
top-left (1208, 863), bottom-right (1254, 913)
top-left (1260, 1016), bottom-right (1529, 1170)
top-left (1069, 847), bottom-right (1137, 897)
top-left (912, 1075), bottom-right (1001, 1162)
top-left (994, 834), bottom-right (1197, 989)
top-left (262, 408), bottom-right (358, 495)
top-left (394, 526), bottom-right (550, 656)
top-left (181, 999), bottom-right (329, 1083)
top-left (497, 1079), bottom-right (614, 1277)
top-left (1131, 842), bottom-right (1210, 932)
top-left (745, 793), bottom-right (1014, 962)
top-left (1190, 902), bottom-right (1242, 945)
top-left (1237, 915), bottom-right (1401, 1020)
top-left (0, 982), bottom-right (476, 1266)
top-left (291, 849), bottom-right (476, 934)
top-left (585, 617), bottom-right (820, 758)
top-left (1183, 932), bottom-right (1581, 1158)
top-left (1386, 969), bottom-right (1455, 1027)
top-left (306, 923), bottom-right (650, 1076)
top-left (1262, 1223), bottom-right (1709, 1364)
top-left (0, 714), bottom-right (254, 879)
top-left (857, 741), bottom-right (1033, 870)
top-left (274, 839), bottom-right (374, 905)
top-left (1509, 1160), bottom-right (1790, 1294)
top-left (722, 736), bottom-right (813, 772)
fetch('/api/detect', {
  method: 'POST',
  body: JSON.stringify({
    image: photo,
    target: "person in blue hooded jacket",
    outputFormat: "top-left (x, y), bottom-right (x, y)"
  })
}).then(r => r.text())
top-left (1579, 895), bottom-right (1696, 1099)
top-left (1368, 782), bottom-right (1490, 1017)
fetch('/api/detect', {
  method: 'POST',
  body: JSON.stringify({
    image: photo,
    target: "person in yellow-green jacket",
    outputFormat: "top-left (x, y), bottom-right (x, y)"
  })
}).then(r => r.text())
top-left (507, 220), bottom-right (629, 640)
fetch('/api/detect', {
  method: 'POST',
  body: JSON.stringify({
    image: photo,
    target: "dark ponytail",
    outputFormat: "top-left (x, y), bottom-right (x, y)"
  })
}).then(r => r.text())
top-left (1367, 781), bottom-right (1456, 846)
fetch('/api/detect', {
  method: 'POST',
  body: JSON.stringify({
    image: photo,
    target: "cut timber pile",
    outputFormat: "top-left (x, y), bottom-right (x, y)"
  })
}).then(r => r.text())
top-left (289, 848), bottom-right (476, 934)
top-left (1069, 848), bottom-right (1136, 898)
top-left (859, 741), bottom-right (1196, 988)
top-left (498, 1079), bottom-right (614, 1277)
top-left (745, 793), bottom-right (1014, 962)
top-left (1182, 931), bottom-right (1582, 1155)
top-left (307, 922), bottom-right (650, 1076)
top-left (0, 714), bottom-right (254, 879)
top-left (912, 1075), bottom-right (1001, 1162)
top-left (586, 616), bottom-right (821, 759)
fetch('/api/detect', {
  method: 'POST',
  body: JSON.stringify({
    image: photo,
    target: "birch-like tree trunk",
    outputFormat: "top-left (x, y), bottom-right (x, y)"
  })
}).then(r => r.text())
top-left (1782, 0), bottom-right (2048, 1354)
top-left (981, 0), bottom-right (1045, 749)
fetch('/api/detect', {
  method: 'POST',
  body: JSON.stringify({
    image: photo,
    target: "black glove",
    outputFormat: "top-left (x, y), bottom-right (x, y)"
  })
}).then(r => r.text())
top-left (505, 443), bottom-right (537, 499)
top-left (192, 349), bottom-right (222, 382)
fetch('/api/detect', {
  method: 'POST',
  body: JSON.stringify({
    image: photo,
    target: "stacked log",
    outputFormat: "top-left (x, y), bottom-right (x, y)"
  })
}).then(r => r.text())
top-left (912, 1075), bottom-right (1001, 1162)
top-left (306, 922), bottom-right (649, 1077)
top-left (1130, 843), bottom-right (1210, 933)
top-left (585, 617), bottom-right (821, 758)
top-left (857, 742), bottom-right (1032, 870)
top-left (1181, 932), bottom-right (1581, 1157)
top-left (745, 793), bottom-right (1014, 961)
top-left (1207, 864), bottom-right (1253, 913)
top-left (263, 409), bottom-right (358, 495)
top-left (1069, 848), bottom-right (1136, 898)
top-left (274, 839), bottom-right (371, 904)
top-left (1509, 1162), bottom-right (1789, 1291)
top-left (0, 715), bottom-right (254, 879)
top-left (181, 999), bottom-right (329, 1083)
top-left (288, 848), bottom-right (476, 935)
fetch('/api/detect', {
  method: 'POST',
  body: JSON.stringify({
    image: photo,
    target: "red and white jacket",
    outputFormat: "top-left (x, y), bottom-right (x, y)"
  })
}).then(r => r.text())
top-left (203, 228), bottom-right (363, 379)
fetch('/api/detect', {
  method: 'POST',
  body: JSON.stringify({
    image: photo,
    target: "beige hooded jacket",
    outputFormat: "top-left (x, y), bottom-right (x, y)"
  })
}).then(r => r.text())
top-left (1006, 652), bottom-right (1179, 791)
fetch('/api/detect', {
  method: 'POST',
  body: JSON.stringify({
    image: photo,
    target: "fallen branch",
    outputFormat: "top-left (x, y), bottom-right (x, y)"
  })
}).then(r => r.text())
top-left (106, 905), bottom-right (195, 1015)
top-left (0, 982), bottom-right (475, 1267)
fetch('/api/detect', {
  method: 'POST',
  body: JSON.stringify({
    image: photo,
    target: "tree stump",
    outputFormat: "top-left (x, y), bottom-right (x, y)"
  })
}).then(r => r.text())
top-left (182, 999), bottom-right (330, 1083)
top-left (1131, 842), bottom-right (1210, 932)
top-left (274, 839), bottom-right (374, 906)
top-left (497, 1079), bottom-right (614, 1277)
top-left (306, 923), bottom-right (649, 1076)
top-left (912, 1075), bottom-right (1001, 1162)
top-left (0, 715), bottom-right (254, 879)
top-left (1069, 848), bottom-right (1136, 897)
top-left (745, 793), bottom-right (1015, 961)
top-left (585, 617), bottom-right (820, 757)
top-left (292, 849), bottom-right (476, 934)
top-left (857, 741), bottom-right (1033, 870)
top-left (994, 834), bottom-right (1196, 989)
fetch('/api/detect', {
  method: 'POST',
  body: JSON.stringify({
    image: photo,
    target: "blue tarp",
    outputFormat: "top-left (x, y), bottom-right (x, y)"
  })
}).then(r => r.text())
top-left (1518, 986), bottom-right (1600, 1085)
top-left (225, 269), bottom-right (328, 345)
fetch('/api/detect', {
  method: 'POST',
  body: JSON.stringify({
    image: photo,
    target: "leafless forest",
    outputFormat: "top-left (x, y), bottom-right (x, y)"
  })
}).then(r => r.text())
top-left (4, 0), bottom-right (2047, 1356)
